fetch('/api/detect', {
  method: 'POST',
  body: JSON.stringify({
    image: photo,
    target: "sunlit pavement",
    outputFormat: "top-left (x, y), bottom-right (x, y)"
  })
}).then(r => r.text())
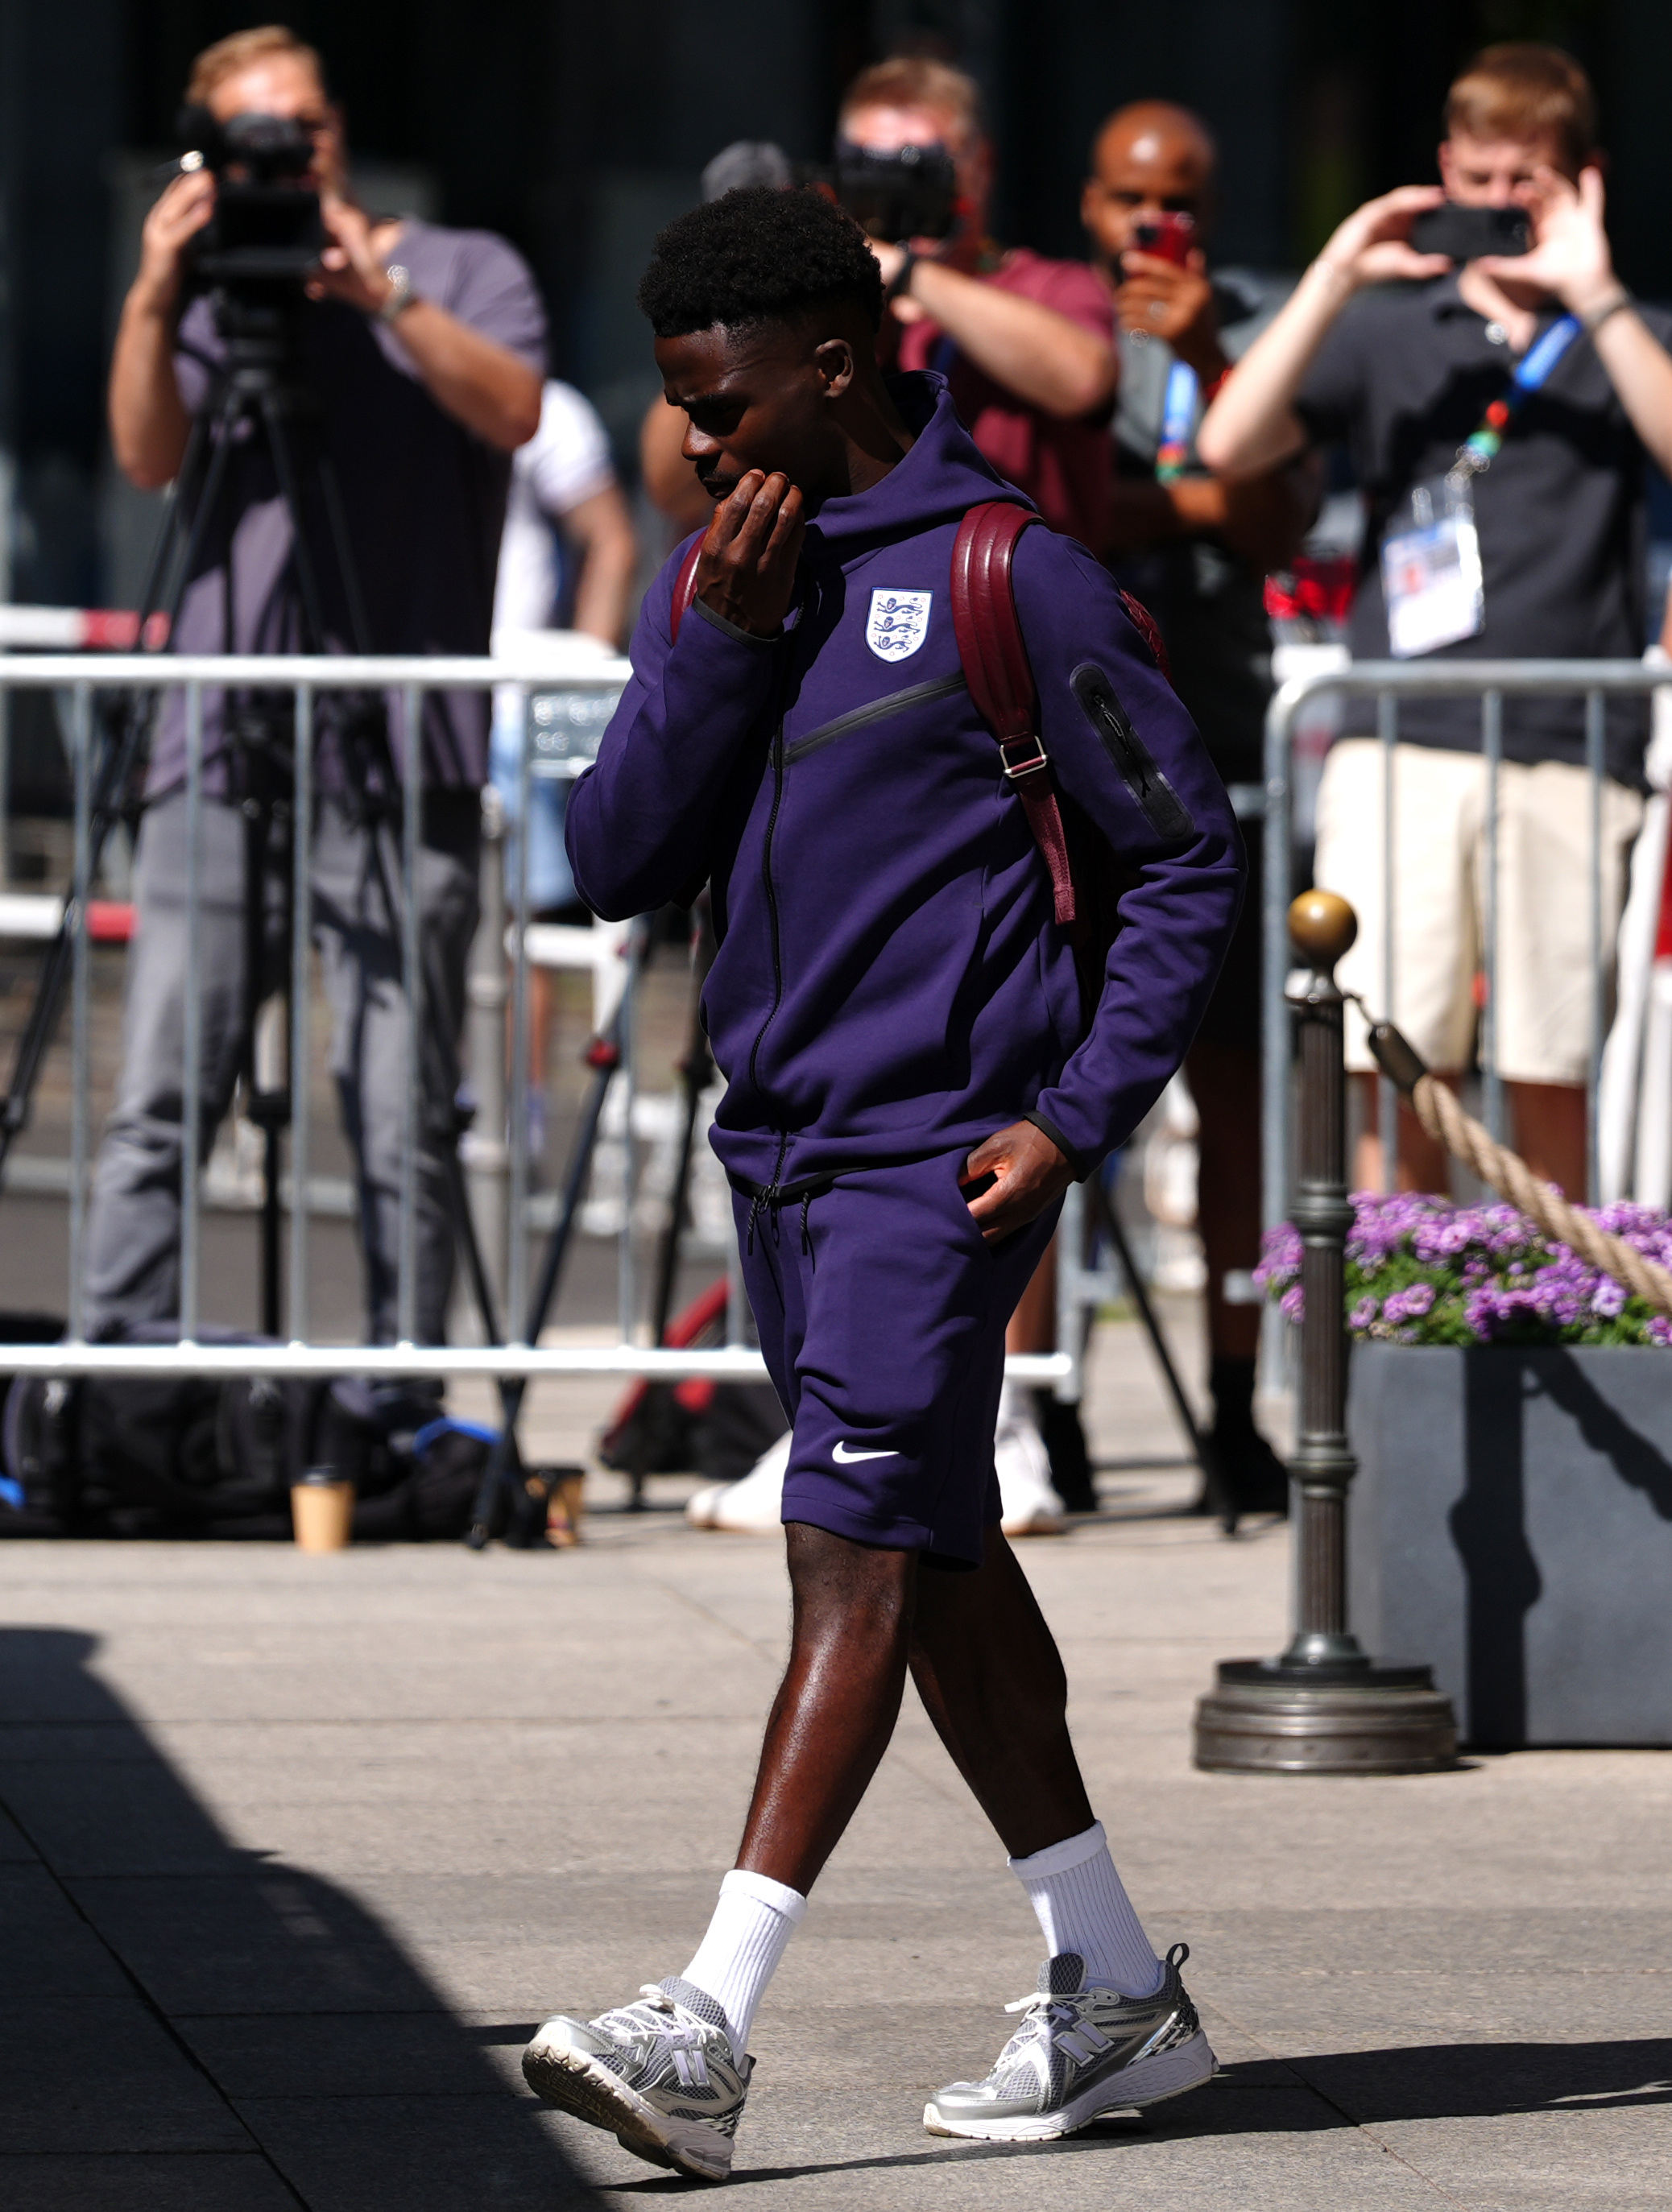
top-left (2, 1312), bottom-right (1668, 2210)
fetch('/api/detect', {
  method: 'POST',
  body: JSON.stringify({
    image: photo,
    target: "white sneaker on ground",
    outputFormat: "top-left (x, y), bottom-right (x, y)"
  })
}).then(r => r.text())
top-left (995, 1392), bottom-right (1066, 1536)
top-left (523, 1977), bottom-right (750, 2181)
top-left (685, 1431), bottom-right (791, 1532)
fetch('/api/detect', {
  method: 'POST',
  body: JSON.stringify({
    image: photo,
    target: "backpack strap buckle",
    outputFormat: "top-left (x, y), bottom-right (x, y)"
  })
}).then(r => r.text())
top-left (999, 731), bottom-right (1049, 781)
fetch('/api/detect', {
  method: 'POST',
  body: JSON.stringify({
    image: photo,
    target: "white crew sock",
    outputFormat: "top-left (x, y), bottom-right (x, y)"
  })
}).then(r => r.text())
top-left (679, 1868), bottom-right (806, 2058)
top-left (1008, 1821), bottom-right (1164, 1996)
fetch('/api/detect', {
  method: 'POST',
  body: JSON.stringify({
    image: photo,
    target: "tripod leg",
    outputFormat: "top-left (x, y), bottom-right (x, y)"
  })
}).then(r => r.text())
top-left (466, 1026), bottom-right (623, 1550)
top-left (0, 393), bottom-right (246, 1184)
top-left (1087, 1175), bottom-right (1234, 1529)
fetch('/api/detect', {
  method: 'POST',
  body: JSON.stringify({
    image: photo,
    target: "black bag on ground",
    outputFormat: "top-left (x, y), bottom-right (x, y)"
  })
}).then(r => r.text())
top-left (2, 1328), bottom-right (503, 1541)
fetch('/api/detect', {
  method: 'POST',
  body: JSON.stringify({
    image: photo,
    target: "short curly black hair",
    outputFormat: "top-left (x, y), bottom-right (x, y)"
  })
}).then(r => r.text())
top-left (637, 185), bottom-right (884, 340)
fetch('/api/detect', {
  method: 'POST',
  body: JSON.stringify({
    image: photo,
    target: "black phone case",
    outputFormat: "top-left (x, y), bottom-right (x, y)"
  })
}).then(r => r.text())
top-left (1410, 204), bottom-right (1529, 262)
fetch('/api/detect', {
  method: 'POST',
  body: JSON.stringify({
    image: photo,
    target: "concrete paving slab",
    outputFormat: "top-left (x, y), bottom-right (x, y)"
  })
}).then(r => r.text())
top-left (2, 1386), bottom-right (1666, 2208)
top-left (229, 2093), bottom-right (592, 2212)
top-left (0, 1997), bottom-right (252, 2153)
top-left (0, 2155), bottom-right (300, 2210)
top-left (0, 1864), bottom-right (135, 1999)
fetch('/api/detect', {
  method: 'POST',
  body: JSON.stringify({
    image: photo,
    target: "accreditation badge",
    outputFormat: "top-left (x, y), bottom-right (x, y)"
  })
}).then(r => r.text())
top-left (1380, 478), bottom-right (1484, 659)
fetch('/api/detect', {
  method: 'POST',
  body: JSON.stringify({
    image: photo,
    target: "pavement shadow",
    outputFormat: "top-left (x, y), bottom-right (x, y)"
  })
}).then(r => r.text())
top-left (598, 2040), bottom-right (1672, 2191)
top-left (0, 1625), bottom-right (601, 2211)
top-left (1279, 2037), bottom-right (1672, 2121)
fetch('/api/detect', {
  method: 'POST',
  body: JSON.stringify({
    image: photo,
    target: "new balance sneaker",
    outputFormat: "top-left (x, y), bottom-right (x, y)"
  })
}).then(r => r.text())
top-left (924, 1943), bottom-right (1216, 2141)
top-left (522, 1976), bottom-right (750, 2181)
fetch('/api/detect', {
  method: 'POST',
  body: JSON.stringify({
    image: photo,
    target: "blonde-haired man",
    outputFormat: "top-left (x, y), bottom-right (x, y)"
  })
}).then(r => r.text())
top-left (1200, 43), bottom-right (1672, 1198)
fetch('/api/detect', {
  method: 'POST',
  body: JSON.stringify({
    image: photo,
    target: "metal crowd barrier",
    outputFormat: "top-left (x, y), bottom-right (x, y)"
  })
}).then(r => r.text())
top-left (1261, 658), bottom-right (1667, 1244)
top-left (0, 651), bottom-right (1070, 1387)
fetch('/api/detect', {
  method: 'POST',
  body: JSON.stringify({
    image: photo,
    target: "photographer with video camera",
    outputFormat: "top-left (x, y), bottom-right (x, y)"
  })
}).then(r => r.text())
top-left (89, 24), bottom-right (544, 1347)
top-left (1198, 42), bottom-right (1672, 1200)
top-left (838, 56), bottom-right (1116, 552)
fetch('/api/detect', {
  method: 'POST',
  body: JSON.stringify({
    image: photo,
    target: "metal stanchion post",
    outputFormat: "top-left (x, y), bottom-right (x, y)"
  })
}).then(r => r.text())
top-left (1193, 891), bottom-right (1457, 1774)
top-left (462, 784), bottom-right (510, 1330)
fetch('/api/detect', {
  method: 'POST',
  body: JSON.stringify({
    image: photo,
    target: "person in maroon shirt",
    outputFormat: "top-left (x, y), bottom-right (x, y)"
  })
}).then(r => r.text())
top-left (841, 56), bottom-right (1118, 553)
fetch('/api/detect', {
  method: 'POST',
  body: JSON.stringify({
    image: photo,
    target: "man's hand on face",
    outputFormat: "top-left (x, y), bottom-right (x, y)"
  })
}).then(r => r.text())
top-left (693, 469), bottom-right (806, 639)
top-left (134, 168), bottom-right (217, 313)
top-left (1475, 163), bottom-right (1616, 317)
top-left (1115, 246), bottom-right (1221, 375)
top-left (960, 1120), bottom-right (1074, 1245)
top-left (309, 193), bottom-right (399, 316)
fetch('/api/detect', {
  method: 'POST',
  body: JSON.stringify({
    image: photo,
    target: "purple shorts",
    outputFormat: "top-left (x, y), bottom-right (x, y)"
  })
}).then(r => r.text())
top-left (735, 1150), bottom-right (1061, 1568)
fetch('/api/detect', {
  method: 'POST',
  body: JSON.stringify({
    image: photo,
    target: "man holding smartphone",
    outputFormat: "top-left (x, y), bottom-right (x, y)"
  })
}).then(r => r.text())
top-left (1082, 101), bottom-right (1318, 1518)
top-left (1199, 42), bottom-right (1672, 1198)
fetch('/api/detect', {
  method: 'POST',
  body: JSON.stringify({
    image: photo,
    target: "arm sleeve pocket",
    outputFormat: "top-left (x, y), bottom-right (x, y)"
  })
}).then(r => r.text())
top-left (1070, 661), bottom-right (1197, 844)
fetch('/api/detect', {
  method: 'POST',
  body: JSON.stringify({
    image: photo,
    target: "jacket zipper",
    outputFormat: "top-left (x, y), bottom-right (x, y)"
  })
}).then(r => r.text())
top-left (747, 711), bottom-right (787, 1105)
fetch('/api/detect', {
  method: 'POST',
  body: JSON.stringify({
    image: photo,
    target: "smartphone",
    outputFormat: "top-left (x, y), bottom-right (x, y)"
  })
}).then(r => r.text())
top-left (1409, 202), bottom-right (1529, 263)
top-left (1131, 211), bottom-right (1197, 267)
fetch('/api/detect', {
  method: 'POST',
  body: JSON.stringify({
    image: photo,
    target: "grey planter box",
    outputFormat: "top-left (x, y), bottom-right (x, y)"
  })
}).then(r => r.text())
top-left (1348, 1342), bottom-right (1672, 1748)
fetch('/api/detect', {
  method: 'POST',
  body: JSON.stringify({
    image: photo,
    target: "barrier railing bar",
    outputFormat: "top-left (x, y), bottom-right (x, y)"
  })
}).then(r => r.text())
top-left (1377, 688), bottom-right (1397, 1193)
top-left (397, 681), bottom-right (423, 1346)
top-left (0, 654), bottom-right (629, 688)
top-left (1482, 688), bottom-right (1504, 1143)
top-left (1262, 659), bottom-right (1667, 1258)
top-left (0, 1341), bottom-right (1074, 1382)
top-left (508, 684), bottom-right (532, 1342)
top-left (288, 684), bottom-right (312, 1344)
top-left (1586, 687), bottom-right (1606, 1205)
top-left (65, 682), bottom-right (93, 1344)
top-left (180, 681), bottom-right (205, 1342)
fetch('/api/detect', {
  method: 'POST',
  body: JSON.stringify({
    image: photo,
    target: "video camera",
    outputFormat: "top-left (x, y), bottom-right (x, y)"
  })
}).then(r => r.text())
top-left (176, 105), bottom-right (326, 287)
top-left (834, 139), bottom-right (960, 244)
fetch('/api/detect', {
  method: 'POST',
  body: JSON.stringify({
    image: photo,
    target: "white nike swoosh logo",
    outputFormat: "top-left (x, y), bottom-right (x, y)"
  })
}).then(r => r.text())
top-left (832, 1441), bottom-right (898, 1463)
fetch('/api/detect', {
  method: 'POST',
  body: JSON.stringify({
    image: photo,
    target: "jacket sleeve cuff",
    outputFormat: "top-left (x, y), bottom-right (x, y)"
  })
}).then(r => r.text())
top-left (1024, 1110), bottom-right (1093, 1183)
top-left (691, 594), bottom-right (782, 647)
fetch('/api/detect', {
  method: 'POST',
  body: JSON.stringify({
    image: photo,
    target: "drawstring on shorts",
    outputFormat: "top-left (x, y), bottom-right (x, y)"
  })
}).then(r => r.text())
top-left (735, 1171), bottom-right (835, 1263)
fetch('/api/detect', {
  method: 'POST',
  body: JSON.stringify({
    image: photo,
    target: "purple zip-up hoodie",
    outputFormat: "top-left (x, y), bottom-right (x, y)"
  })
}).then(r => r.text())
top-left (568, 373), bottom-right (1243, 1193)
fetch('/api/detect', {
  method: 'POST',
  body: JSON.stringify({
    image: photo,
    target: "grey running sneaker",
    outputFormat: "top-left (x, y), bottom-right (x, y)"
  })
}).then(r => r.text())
top-left (924, 1943), bottom-right (1216, 2142)
top-left (523, 1976), bottom-right (750, 2181)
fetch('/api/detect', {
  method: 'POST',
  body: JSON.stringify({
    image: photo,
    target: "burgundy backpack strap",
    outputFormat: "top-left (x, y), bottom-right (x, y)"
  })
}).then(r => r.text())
top-left (950, 501), bottom-right (1079, 934)
top-left (669, 535), bottom-right (704, 642)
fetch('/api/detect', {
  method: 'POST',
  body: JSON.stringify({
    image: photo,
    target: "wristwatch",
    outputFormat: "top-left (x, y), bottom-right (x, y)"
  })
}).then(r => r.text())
top-left (378, 265), bottom-right (417, 325)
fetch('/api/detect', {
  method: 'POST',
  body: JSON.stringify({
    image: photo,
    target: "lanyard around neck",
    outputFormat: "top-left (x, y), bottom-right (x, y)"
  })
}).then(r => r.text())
top-left (1155, 360), bottom-right (1198, 483)
top-left (1448, 312), bottom-right (1582, 489)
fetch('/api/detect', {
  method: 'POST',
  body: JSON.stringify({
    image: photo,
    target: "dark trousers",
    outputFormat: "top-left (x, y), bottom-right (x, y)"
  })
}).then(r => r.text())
top-left (84, 788), bottom-right (479, 1344)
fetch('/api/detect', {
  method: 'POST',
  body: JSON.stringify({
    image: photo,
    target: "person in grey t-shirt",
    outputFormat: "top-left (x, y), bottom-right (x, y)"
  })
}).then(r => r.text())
top-left (90, 25), bottom-right (544, 1346)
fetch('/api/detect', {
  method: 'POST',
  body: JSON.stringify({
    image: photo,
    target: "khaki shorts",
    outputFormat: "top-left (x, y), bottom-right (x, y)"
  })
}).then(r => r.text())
top-left (1314, 739), bottom-right (1644, 1084)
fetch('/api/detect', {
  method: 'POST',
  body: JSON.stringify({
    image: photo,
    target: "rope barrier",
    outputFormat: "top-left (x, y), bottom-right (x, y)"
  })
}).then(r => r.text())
top-left (1362, 1011), bottom-right (1672, 1317)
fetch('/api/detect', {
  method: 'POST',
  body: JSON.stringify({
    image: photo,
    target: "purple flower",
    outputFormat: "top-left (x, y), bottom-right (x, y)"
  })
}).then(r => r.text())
top-left (1272, 1189), bottom-right (1672, 1346)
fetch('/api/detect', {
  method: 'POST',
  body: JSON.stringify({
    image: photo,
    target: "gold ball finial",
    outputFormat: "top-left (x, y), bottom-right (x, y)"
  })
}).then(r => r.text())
top-left (1289, 889), bottom-right (1357, 969)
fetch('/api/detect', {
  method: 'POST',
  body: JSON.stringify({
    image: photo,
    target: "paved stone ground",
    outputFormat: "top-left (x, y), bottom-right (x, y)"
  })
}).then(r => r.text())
top-left (2, 1320), bottom-right (1669, 2210)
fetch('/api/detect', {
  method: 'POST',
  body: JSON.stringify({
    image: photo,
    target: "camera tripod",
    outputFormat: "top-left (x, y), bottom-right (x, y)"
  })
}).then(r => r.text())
top-left (0, 283), bottom-right (503, 1360)
top-left (465, 903), bottom-right (718, 1546)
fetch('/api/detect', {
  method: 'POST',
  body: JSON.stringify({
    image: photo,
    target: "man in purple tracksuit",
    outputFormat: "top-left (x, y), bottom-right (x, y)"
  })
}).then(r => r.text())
top-left (522, 187), bottom-right (1241, 2181)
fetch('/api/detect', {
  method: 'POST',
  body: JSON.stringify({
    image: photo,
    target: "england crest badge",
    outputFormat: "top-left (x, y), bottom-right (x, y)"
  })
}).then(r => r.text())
top-left (866, 588), bottom-right (933, 661)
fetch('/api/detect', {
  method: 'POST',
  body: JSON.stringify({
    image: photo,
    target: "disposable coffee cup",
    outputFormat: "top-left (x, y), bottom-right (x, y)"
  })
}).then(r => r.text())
top-left (291, 1470), bottom-right (355, 1553)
